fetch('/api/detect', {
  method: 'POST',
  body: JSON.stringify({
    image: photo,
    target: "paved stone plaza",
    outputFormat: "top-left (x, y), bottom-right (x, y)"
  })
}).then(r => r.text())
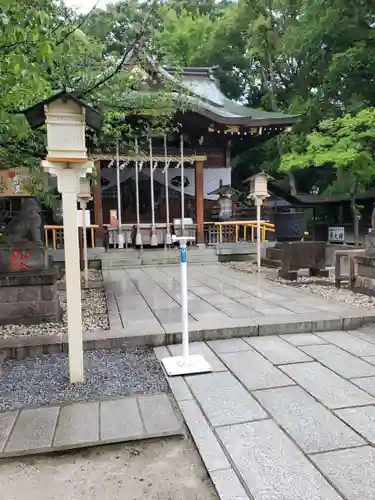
top-left (0, 393), bottom-right (182, 458)
top-left (155, 328), bottom-right (375, 500)
top-left (103, 265), bottom-right (375, 344)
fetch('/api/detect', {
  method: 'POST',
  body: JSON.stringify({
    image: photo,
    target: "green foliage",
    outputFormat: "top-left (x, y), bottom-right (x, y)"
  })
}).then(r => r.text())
top-left (281, 108), bottom-right (375, 193)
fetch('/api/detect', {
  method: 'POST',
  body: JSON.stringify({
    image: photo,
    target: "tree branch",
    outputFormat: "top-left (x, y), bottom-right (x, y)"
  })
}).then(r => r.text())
top-left (56, 0), bottom-right (100, 46)
top-left (80, 1), bottom-right (158, 97)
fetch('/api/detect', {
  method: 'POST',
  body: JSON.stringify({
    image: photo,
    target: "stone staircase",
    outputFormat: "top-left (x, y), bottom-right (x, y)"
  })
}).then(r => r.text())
top-left (100, 247), bottom-right (220, 269)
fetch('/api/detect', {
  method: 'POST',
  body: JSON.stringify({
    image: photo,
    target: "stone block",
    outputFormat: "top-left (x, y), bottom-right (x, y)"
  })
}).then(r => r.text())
top-left (207, 338), bottom-right (253, 354)
top-left (302, 344), bottom-right (375, 378)
top-left (5, 406), bottom-right (59, 454)
top-left (255, 385), bottom-right (364, 453)
top-left (179, 399), bottom-right (230, 472)
top-left (218, 350), bottom-right (294, 391)
top-left (100, 398), bottom-right (144, 442)
top-left (255, 315), bottom-right (312, 336)
top-left (318, 331), bottom-right (375, 356)
top-left (210, 469), bottom-right (249, 500)
top-left (168, 377), bottom-right (193, 402)
top-left (336, 406), bottom-right (375, 445)
top-left (281, 362), bottom-right (375, 409)
top-left (137, 394), bottom-right (182, 436)
top-left (311, 446), bottom-right (375, 500)
top-left (187, 372), bottom-right (267, 427)
top-left (217, 420), bottom-right (342, 500)
top-left (351, 376), bottom-right (375, 397)
top-left (53, 402), bottom-right (99, 449)
top-left (245, 336), bottom-right (312, 365)
top-left (0, 411), bottom-right (18, 452)
top-left (280, 333), bottom-right (329, 346)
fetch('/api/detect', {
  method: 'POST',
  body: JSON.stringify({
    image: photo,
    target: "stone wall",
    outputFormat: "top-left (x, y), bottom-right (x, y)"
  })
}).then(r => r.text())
top-left (0, 271), bottom-right (61, 325)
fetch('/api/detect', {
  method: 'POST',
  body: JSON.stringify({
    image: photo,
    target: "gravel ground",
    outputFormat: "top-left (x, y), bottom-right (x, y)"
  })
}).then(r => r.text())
top-left (0, 438), bottom-right (218, 500)
top-left (0, 287), bottom-right (109, 339)
top-left (228, 261), bottom-right (375, 309)
top-left (58, 269), bottom-right (103, 283)
top-left (0, 347), bottom-right (168, 411)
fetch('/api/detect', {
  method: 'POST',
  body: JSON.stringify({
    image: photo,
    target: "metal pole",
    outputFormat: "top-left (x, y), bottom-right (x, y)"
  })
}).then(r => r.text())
top-left (164, 135), bottom-right (171, 246)
top-left (149, 138), bottom-right (157, 246)
top-left (80, 200), bottom-right (89, 283)
top-left (180, 134), bottom-right (185, 235)
top-left (180, 238), bottom-right (189, 363)
top-left (134, 137), bottom-right (142, 247)
top-left (256, 197), bottom-right (261, 273)
top-left (116, 138), bottom-right (123, 248)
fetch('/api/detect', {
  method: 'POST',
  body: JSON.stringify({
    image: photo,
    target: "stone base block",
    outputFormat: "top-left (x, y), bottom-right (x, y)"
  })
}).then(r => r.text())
top-left (0, 270), bottom-right (61, 325)
top-left (354, 276), bottom-right (375, 297)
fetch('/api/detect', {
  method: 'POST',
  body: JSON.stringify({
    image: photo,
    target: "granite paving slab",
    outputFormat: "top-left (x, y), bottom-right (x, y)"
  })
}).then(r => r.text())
top-left (280, 333), bottom-right (329, 346)
top-left (301, 344), bottom-right (375, 379)
top-left (187, 371), bottom-right (267, 427)
top-left (0, 394), bottom-right (183, 459)
top-left (317, 331), bottom-right (375, 356)
top-left (217, 419), bottom-right (342, 500)
top-left (254, 386), bottom-right (365, 453)
top-left (100, 398), bottom-right (144, 442)
top-left (245, 336), bottom-right (312, 365)
top-left (209, 469), bottom-right (250, 500)
top-left (5, 406), bottom-right (59, 455)
top-left (179, 398), bottom-right (230, 472)
top-left (311, 446), bottom-right (375, 500)
top-left (137, 393), bottom-right (182, 436)
top-left (0, 411), bottom-right (18, 452)
top-left (281, 362), bottom-right (375, 409)
top-left (350, 376), bottom-right (375, 397)
top-left (218, 350), bottom-right (294, 391)
top-left (207, 338), bottom-right (253, 354)
top-left (53, 402), bottom-right (99, 449)
top-left (336, 406), bottom-right (375, 445)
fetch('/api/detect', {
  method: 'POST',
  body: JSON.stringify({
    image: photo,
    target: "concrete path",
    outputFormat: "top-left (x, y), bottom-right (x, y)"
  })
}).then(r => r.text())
top-left (103, 265), bottom-right (375, 346)
top-left (155, 328), bottom-right (375, 500)
top-left (0, 393), bottom-right (183, 459)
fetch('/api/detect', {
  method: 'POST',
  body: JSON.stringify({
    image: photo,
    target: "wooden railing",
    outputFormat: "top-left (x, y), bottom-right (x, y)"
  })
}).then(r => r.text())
top-left (44, 225), bottom-right (97, 250)
top-left (205, 221), bottom-right (275, 245)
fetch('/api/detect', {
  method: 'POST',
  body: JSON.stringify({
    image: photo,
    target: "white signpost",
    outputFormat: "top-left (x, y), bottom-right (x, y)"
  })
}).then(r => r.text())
top-left (161, 134), bottom-right (212, 376)
top-left (161, 235), bottom-right (212, 376)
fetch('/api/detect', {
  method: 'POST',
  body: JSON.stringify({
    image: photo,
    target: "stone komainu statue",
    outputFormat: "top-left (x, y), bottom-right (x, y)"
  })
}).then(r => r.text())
top-left (0, 197), bottom-right (42, 245)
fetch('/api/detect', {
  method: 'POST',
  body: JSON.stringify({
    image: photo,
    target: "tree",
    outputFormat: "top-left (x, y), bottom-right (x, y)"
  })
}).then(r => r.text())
top-left (281, 108), bottom-right (375, 244)
top-left (0, 0), bottom-right (185, 204)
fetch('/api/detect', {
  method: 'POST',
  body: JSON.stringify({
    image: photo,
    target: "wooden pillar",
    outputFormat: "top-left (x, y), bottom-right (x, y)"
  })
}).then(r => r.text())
top-left (195, 160), bottom-right (205, 244)
top-left (93, 160), bottom-right (104, 245)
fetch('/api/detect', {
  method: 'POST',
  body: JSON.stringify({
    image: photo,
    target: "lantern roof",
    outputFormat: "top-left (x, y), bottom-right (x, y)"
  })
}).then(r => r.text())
top-left (21, 89), bottom-right (103, 131)
top-left (243, 172), bottom-right (274, 184)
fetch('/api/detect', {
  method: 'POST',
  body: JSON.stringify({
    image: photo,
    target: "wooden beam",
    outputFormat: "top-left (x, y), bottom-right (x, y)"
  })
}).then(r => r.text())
top-left (91, 154), bottom-right (207, 163)
top-left (195, 160), bottom-right (205, 245)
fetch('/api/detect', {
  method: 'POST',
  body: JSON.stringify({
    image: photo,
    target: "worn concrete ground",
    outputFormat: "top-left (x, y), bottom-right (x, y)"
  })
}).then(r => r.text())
top-left (0, 437), bottom-right (218, 500)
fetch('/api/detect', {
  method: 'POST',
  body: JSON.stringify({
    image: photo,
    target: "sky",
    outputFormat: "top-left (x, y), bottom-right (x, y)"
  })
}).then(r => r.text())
top-left (64, 0), bottom-right (110, 13)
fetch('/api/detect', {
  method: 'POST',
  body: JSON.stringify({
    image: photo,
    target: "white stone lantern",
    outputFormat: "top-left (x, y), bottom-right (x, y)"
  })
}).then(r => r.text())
top-left (22, 91), bottom-right (103, 384)
top-left (244, 172), bottom-right (273, 273)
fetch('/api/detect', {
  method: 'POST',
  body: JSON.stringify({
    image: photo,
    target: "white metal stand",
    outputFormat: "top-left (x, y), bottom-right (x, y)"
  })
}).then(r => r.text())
top-left (149, 138), bottom-right (158, 246)
top-left (256, 197), bottom-right (261, 273)
top-left (79, 200), bottom-right (89, 283)
top-left (161, 235), bottom-right (212, 376)
top-left (164, 135), bottom-right (172, 247)
top-left (134, 137), bottom-right (142, 247)
top-left (115, 139), bottom-right (124, 249)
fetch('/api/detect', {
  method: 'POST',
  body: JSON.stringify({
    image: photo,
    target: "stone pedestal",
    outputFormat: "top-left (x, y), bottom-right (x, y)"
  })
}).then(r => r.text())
top-left (354, 231), bottom-right (375, 295)
top-left (276, 241), bottom-right (327, 281)
top-left (0, 269), bottom-right (60, 325)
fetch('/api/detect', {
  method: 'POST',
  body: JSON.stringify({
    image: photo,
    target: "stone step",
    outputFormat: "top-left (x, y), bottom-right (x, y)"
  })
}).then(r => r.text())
top-left (0, 394), bottom-right (183, 459)
top-left (261, 257), bottom-right (281, 268)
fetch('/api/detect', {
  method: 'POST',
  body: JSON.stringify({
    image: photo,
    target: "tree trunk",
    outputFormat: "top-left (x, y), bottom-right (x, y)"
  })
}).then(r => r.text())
top-left (287, 170), bottom-right (297, 195)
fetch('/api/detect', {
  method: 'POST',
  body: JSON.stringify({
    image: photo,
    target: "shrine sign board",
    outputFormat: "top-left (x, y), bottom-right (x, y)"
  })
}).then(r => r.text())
top-left (0, 168), bottom-right (31, 196)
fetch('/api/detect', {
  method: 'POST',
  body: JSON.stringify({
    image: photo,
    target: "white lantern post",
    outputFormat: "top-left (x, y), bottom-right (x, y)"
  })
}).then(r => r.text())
top-left (247, 172), bottom-right (271, 273)
top-left (22, 91), bottom-right (103, 384)
top-left (134, 137), bottom-right (142, 247)
top-left (78, 176), bottom-right (92, 284)
top-left (149, 138), bottom-right (158, 247)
